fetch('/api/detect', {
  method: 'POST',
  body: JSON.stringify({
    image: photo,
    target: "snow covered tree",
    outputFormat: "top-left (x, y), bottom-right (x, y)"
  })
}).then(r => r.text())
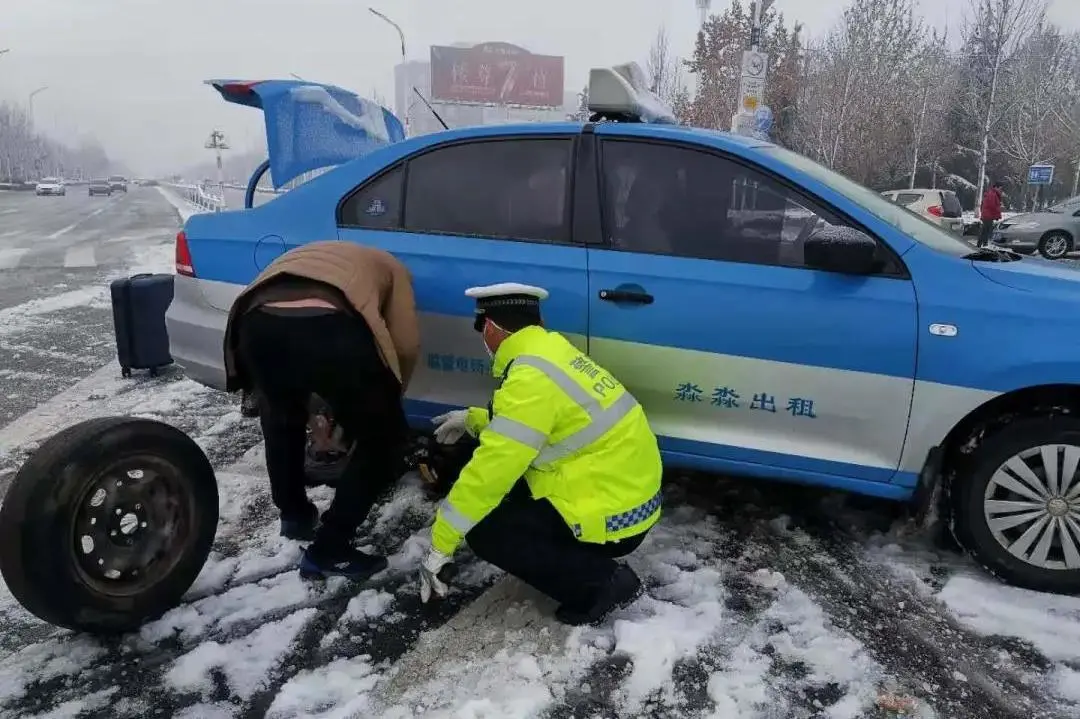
top-left (681, 0), bottom-right (802, 137)
top-left (957, 0), bottom-right (1047, 204)
top-left (996, 23), bottom-right (1079, 207)
top-left (567, 84), bottom-right (590, 122)
top-left (789, 0), bottom-right (928, 187)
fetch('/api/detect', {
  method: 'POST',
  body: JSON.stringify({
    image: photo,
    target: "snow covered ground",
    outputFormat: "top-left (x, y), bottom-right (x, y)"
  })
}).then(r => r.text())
top-left (1, 191), bottom-right (1080, 718)
top-left (2, 361), bottom-right (1079, 718)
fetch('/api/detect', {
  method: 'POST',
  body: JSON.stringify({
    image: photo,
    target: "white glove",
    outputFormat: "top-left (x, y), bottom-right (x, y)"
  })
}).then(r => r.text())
top-left (432, 410), bottom-right (468, 445)
top-left (419, 547), bottom-right (453, 603)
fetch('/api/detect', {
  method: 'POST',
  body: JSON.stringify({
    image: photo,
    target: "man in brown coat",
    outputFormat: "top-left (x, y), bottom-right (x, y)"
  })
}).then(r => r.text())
top-left (223, 240), bottom-right (419, 581)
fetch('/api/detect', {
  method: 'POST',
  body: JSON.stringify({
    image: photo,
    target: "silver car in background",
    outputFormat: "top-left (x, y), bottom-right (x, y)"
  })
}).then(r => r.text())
top-left (992, 195), bottom-right (1080, 260)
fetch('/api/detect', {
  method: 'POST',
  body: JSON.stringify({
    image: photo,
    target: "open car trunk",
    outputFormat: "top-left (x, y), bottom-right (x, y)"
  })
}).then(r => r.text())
top-left (206, 78), bottom-right (406, 191)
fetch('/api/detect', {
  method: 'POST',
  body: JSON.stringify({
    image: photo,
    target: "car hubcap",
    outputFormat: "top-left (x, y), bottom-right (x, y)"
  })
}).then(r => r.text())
top-left (983, 445), bottom-right (1080, 570)
top-left (1046, 237), bottom-right (1068, 257)
top-left (72, 458), bottom-right (193, 595)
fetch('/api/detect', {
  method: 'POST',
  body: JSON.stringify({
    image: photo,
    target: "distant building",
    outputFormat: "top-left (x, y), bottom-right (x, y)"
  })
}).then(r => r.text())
top-left (394, 42), bottom-right (572, 136)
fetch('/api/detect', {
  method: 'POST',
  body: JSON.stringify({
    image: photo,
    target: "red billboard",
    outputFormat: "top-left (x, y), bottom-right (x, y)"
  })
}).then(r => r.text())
top-left (429, 43), bottom-right (565, 108)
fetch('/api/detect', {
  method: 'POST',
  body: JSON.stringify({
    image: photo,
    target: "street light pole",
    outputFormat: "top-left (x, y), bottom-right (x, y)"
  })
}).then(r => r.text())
top-left (28, 86), bottom-right (48, 128)
top-left (369, 7), bottom-right (410, 136)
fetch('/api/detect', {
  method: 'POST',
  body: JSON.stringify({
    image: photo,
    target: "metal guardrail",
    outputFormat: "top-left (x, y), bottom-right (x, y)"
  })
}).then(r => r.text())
top-left (163, 182), bottom-right (228, 213)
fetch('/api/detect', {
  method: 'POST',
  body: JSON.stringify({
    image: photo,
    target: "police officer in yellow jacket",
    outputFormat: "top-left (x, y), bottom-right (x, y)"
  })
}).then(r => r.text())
top-left (418, 283), bottom-right (663, 625)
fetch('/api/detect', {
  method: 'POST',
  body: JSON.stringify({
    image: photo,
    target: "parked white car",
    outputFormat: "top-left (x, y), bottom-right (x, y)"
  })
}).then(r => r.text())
top-left (34, 177), bottom-right (66, 196)
top-left (881, 188), bottom-right (964, 234)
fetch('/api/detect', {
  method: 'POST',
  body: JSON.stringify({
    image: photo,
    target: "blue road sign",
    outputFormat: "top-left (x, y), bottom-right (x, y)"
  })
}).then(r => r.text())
top-left (1028, 164), bottom-right (1055, 185)
top-left (754, 106), bottom-right (774, 133)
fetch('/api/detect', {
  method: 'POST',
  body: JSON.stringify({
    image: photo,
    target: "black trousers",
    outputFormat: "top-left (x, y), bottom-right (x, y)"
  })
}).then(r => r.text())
top-left (977, 219), bottom-right (996, 247)
top-left (466, 481), bottom-right (647, 610)
top-left (236, 307), bottom-right (408, 555)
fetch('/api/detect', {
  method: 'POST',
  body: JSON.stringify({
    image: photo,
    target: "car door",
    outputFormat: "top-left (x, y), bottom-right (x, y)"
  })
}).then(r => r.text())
top-left (585, 135), bottom-right (919, 487)
top-left (337, 134), bottom-right (589, 420)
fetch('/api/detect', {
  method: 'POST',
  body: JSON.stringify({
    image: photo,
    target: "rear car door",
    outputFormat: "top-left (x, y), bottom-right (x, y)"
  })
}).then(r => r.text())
top-left (337, 134), bottom-right (589, 420)
top-left (584, 133), bottom-right (919, 489)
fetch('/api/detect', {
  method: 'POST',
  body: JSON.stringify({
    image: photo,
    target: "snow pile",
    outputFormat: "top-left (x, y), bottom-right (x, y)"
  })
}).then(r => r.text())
top-left (165, 608), bottom-right (316, 700)
top-left (268, 656), bottom-right (381, 718)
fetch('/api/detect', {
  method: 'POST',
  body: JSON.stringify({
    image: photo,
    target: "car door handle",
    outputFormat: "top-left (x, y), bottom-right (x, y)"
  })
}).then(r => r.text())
top-left (598, 289), bottom-right (654, 305)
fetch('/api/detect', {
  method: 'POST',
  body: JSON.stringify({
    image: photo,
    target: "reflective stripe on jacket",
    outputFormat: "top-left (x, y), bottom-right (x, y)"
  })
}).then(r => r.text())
top-left (431, 326), bottom-right (663, 555)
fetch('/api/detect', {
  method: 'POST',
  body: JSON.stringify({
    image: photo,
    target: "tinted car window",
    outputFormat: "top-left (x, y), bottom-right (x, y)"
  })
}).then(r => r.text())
top-left (895, 192), bottom-right (922, 206)
top-left (761, 145), bottom-right (973, 257)
top-left (600, 139), bottom-right (851, 268)
top-left (338, 165), bottom-right (404, 229)
top-left (403, 138), bottom-right (573, 243)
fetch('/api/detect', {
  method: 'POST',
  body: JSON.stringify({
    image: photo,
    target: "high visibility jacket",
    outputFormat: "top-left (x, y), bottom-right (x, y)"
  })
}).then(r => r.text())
top-left (431, 326), bottom-right (663, 556)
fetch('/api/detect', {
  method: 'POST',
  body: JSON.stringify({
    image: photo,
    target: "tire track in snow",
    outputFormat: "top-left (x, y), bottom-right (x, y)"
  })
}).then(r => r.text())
top-left (732, 489), bottom-right (1062, 719)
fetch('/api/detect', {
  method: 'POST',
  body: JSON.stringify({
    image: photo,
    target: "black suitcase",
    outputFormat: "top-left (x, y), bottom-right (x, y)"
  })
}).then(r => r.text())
top-left (110, 273), bottom-right (175, 377)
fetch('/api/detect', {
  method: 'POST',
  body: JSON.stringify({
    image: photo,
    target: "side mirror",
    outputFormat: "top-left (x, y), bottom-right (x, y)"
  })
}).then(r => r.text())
top-left (804, 226), bottom-right (879, 275)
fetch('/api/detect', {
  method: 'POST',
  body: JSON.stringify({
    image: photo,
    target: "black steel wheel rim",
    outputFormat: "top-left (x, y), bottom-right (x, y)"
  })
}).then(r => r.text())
top-left (70, 454), bottom-right (197, 597)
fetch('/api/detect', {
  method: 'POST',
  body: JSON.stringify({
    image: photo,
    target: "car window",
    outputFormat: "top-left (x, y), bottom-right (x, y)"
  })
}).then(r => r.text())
top-left (338, 164), bottom-right (404, 229)
top-left (762, 145), bottom-right (974, 257)
top-left (403, 138), bottom-right (573, 244)
top-left (600, 139), bottom-right (857, 268)
top-left (895, 192), bottom-right (922, 207)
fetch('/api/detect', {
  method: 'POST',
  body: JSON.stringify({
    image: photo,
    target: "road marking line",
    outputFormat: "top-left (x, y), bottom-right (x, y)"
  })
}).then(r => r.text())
top-left (63, 245), bottom-right (97, 268)
top-left (0, 248), bottom-right (29, 270)
top-left (46, 202), bottom-right (114, 240)
top-left (0, 209), bottom-right (18, 216)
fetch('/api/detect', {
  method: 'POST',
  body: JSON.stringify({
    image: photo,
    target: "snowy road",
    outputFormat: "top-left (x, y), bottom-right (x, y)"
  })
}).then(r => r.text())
top-left (1, 190), bottom-right (1079, 717)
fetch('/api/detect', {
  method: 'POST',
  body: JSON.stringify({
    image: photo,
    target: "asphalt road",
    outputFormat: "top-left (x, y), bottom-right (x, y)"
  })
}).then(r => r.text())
top-left (0, 187), bottom-right (178, 427)
top-left (0, 189), bottom-right (1078, 718)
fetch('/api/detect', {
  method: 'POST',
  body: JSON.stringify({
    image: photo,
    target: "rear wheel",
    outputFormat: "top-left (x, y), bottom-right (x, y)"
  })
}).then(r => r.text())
top-left (951, 417), bottom-right (1080, 595)
top-left (1038, 231), bottom-right (1071, 260)
top-left (0, 417), bottom-right (219, 633)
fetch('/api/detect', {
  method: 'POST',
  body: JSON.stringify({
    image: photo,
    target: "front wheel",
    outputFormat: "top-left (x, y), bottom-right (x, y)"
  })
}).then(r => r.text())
top-left (1038, 232), bottom-right (1072, 260)
top-left (951, 417), bottom-right (1080, 595)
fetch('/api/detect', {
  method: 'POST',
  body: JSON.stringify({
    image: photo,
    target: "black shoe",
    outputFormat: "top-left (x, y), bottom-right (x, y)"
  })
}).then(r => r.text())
top-left (298, 546), bottom-right (388, 582)
top-left (555, 564), bottom-right (643, 626)
top-left (280, 504), bottom-right (319, 541)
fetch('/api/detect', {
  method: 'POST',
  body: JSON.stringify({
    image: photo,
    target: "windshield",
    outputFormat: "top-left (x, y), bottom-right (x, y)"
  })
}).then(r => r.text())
top-left (762, 146), bottom-right (975, 257)
top-left (109, 176), bottom-right (124, 181)
top-left (40, 177), bottom-right (58, 183)
top-left (1048, 195), bottom-right (1080, 213)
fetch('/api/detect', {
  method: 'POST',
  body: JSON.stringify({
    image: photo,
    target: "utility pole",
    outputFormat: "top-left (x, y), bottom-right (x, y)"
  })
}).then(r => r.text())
top-left (731, 0), bottom-right (774, 137)
top-left (28, 86), bottom-right (48, 128)
top-left (204, 129), bottom-right (229, 205)
top-left (694, 0), bottom-right (711, 102)
top-left (370, 7), bottom-right (410, 137)
top-left (1073, 156), bottom-right (1079, 197)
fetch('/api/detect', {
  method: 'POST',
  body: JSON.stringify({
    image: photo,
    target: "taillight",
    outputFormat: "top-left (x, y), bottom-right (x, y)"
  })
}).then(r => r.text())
top-left (175, 231), bottom-right (195, 276)
top-left (927, 205), bottom-right (944, 217)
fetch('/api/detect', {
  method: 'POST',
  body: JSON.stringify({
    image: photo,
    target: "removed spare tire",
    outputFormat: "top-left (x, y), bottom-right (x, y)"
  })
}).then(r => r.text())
top-left (0, 417), bottom-right (219, 634)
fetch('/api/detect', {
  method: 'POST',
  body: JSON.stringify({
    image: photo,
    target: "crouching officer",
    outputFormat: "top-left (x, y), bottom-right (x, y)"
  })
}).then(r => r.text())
top-left (224, 241), bottom-right (419, 581)
top-left (418, 283), bottom-right (662, 625)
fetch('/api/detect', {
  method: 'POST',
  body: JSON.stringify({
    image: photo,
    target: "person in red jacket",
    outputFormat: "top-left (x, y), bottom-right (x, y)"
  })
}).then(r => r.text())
top-left (978, 181), bottom-right (1004, 247)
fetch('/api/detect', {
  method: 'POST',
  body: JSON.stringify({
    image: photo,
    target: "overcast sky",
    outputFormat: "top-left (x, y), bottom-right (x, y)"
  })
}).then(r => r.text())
top-left (1, 0), bottom-right (1076, 175)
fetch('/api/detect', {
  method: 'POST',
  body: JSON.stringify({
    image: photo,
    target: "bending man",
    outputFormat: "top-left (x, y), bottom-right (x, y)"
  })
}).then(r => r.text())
top-left (419, 283), bottom-right (662, 625)
top-left (224, 240), bottom-right (419, 581)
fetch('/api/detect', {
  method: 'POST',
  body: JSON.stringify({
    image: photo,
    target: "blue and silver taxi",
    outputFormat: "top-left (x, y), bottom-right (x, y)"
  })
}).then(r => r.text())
top-left (166, 65), bottom-right (1080, 596)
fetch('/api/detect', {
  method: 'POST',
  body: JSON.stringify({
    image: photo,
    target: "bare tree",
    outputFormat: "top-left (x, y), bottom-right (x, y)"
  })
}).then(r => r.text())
top-left (791, 0), bottom-right (927, 187)
top-left (996, 23), bottom-right (1078, 207)
top-left (959, 0), bottom-right (1047, 204)
top-left (646, 26), bottom-right (686, 109)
